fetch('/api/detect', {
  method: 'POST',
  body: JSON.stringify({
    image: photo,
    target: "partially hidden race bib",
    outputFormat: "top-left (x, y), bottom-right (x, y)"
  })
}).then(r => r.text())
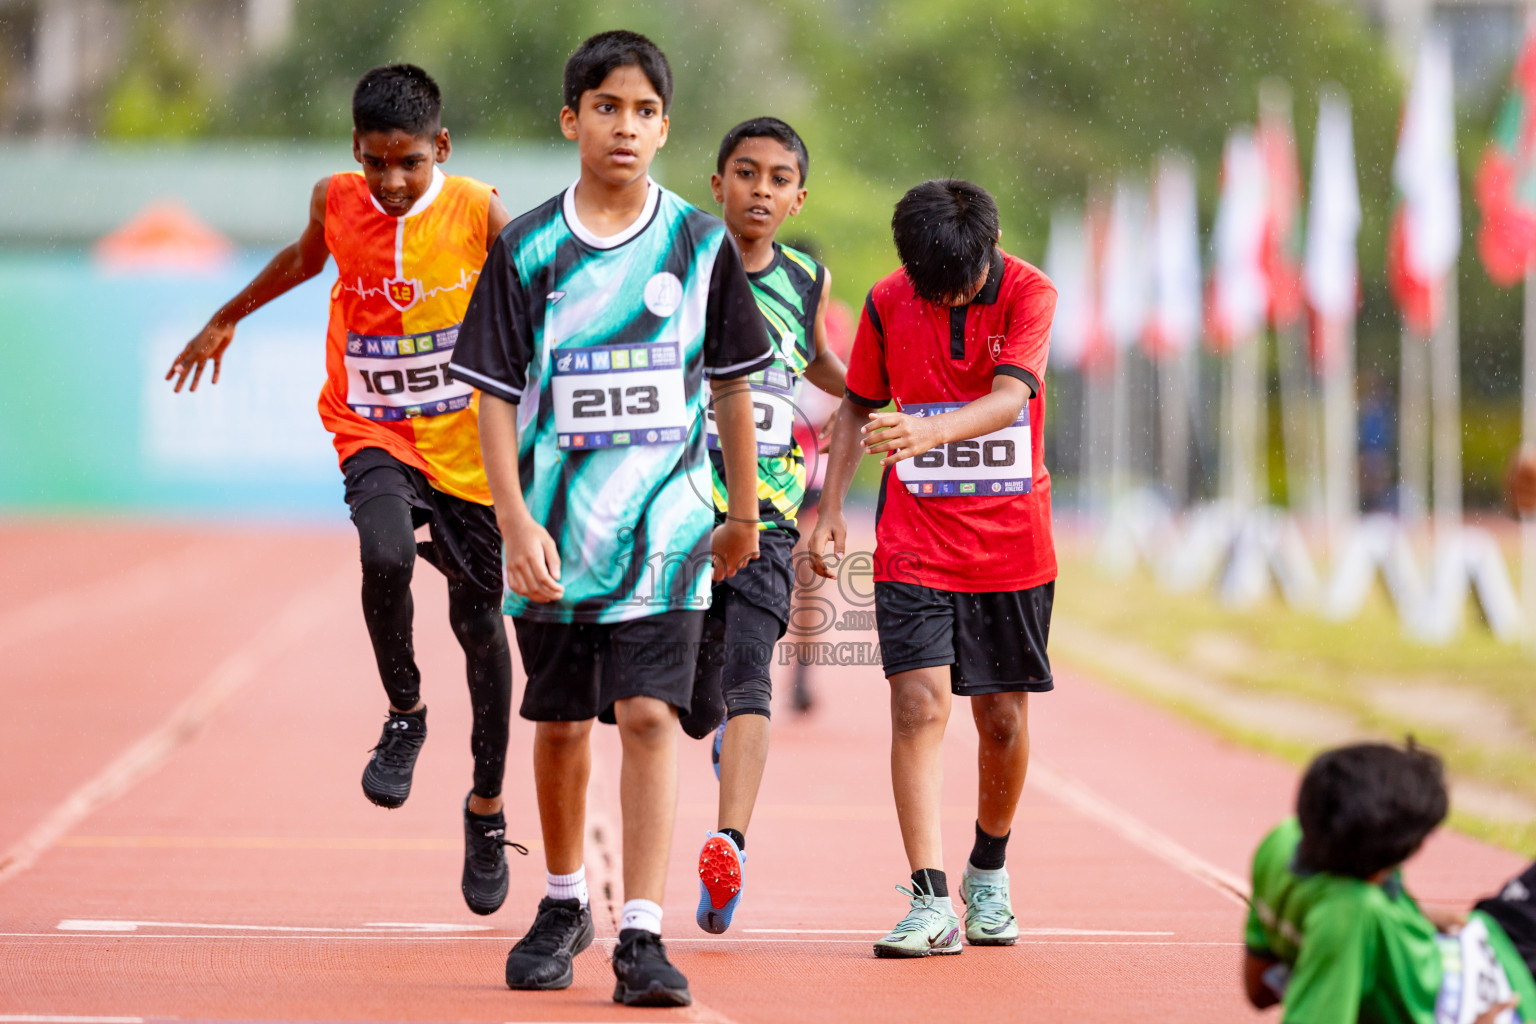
top-left (705, 361), bottom-right (796, 457)
top-left (551, 341), bottom-right (688, 451)
top-left (1436, 917), bottom-right (1522, 1024)
top-left (346, 324), bottom-right (474, 421)
top-left (895, 402), bottom-right (1031, 497)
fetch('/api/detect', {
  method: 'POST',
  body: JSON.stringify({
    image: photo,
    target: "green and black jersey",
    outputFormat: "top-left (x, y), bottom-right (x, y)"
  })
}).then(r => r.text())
top-left (707, 242), bottom-right (825, 530)
top-left (450, 180), bottom-right (773, 624)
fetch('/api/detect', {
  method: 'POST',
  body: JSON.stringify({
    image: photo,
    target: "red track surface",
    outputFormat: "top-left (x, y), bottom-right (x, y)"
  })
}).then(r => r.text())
top-left (2, 519), bottom-right (1525, 1023)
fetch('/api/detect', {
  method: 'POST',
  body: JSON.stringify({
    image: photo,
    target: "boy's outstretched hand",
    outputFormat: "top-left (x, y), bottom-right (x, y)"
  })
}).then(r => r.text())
top-left (167, 320), bottom-right (236, 392)
top-left (501, 514), bottom-right (564, 603)
top-left (712, 519), bottom-right (760, 582)
top-left (861, 410), bottom-right (941, 468)
top-left (807, 509), bottom-right (846, 580)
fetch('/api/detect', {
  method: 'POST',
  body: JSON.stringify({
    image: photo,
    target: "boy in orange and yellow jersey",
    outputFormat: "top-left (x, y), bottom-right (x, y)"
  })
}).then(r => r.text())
top-left (167, 64), bottom-right (523, 917)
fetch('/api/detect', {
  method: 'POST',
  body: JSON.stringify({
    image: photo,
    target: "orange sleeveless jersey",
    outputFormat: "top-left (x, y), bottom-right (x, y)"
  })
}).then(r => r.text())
top-left (319, 168), bottom-right (494, 505)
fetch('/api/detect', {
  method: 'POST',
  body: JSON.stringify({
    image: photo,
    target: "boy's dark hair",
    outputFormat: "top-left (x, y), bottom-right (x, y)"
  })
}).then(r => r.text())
top-left (716, 117), bottom-right (809, 184)
top-left (563, 30), bottom-right (673, 113)
top-left (891, 179), bottom-right (1000, 305)
top-left (352, 64), bottom-right (442, 138)
top-left (1296, 741), bottom-right (1449, 880)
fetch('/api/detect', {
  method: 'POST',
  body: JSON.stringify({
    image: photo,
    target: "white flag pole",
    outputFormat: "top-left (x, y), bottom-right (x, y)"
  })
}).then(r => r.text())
top-left (1522, 269), bottom-right (1536, 637)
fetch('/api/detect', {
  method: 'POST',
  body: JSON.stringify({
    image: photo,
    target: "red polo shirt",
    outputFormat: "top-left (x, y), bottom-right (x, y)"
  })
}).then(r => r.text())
top-left (844, 248), bottom-right (1057, 592)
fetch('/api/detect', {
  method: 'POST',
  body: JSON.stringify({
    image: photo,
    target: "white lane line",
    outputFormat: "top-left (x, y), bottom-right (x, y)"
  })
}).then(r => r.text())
top-left (1030, 761), bottom-right (1251, 906)
top-left (1, 932), bottom-right (1242, 947)
top-left (0, 570), bottom-right (352, 886)
top-left (0, 540), bottom-right (222, 654)
top-left (0, 1018), bottom-right (146, 1023)
top-left (57, 919), bottom-right (491, 934)
top-left (743, 927), bottom-right (1175, 936)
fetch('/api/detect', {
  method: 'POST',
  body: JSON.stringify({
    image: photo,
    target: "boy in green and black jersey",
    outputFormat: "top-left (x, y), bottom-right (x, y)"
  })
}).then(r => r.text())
top-left (679, 117), bottom-right (846, 935)
top-left (1244, 742), bottom-right (1536, 1024)
top-left (451, 32), bottom-right (771, 1007)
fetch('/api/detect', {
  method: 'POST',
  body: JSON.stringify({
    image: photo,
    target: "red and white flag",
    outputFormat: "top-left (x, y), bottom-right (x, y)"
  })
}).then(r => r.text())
top-left (1305, 90), bottom-right (1361, 361)
top-left (1149, 152), bottom-right (1201, 359)
top-left (1258, 84), bottom-right (1305, 329)
top-left (1389, 35), bottom-right (1461, 334)
top-left (1209, 129), bottom-right (1269, 351)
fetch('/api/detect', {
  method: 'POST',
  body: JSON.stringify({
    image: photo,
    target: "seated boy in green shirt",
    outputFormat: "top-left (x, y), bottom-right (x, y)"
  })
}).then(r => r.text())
top-left (1245, 741), bottom-right (1536, 1024)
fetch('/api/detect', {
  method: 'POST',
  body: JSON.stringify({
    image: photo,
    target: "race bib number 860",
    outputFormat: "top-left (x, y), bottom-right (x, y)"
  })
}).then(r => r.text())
top-left (896, 402), bottom-right (1032, 497)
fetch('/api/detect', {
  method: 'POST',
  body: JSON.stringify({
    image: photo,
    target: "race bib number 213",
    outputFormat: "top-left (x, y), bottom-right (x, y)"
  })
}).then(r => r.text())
top-left (551, 342), bottom-right (689, 450)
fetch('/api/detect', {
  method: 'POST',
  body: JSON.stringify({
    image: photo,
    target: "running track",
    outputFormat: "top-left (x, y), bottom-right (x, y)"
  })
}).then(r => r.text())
top-left (2, 519), bottom-right (1525, 1023)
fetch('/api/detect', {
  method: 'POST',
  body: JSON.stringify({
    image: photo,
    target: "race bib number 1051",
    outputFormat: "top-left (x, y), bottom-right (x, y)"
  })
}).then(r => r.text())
top-left (551, 342), bottom-right (689, 451)
top-left (345, 325), bottom-right (474, 421)
top-left (895, 402), bottom-right (1032, 497)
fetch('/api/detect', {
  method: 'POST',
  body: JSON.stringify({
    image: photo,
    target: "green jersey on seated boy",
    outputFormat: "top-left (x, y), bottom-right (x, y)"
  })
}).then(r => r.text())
top-left (1245, 741), bottom-right (1536, 1024)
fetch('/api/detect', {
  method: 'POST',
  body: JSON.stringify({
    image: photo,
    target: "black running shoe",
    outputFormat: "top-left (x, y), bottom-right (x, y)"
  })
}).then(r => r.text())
top-left (462, 794), bottom-right (527, 916)
top-left (611, 928), bottom-right (691, 1007)
top-left (504, 897), bottom-right (594, 990)
top-left (360, 708), bottom-right (426, 808)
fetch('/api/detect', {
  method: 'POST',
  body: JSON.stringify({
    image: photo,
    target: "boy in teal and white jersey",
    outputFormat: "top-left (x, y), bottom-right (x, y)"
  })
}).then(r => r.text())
top-left (450, 31), bottom-right (771, 1008)
top-left (678, 117), bottom-right (846, 936)
top-left (1244, 741), bottom-right (1536, 1024)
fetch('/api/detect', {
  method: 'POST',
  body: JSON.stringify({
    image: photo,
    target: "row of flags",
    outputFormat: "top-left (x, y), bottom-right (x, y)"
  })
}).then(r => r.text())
top-left (1048, 27), bottom-right (1536, 371)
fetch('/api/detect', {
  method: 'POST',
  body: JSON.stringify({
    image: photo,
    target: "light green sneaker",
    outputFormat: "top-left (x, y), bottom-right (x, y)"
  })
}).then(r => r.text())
top-left (960, 865), bottom-right (1018, 946)
top-left (872, 884), bottom-right (963, 958)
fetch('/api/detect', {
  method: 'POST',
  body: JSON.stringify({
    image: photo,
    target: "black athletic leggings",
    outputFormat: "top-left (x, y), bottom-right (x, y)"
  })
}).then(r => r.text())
top-left (354, 495), bottom-right (511, 799)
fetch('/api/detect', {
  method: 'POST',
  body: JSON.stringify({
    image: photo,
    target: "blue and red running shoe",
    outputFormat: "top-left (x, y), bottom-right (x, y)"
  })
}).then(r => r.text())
top-left (695, 831), bottom-right (745, 934)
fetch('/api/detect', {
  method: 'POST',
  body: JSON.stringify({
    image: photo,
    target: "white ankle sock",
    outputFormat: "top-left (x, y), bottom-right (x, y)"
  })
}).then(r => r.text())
top-left (547, 866), bottom-right (588, 905)
top-left (621, 898), bottom-right (663, 935)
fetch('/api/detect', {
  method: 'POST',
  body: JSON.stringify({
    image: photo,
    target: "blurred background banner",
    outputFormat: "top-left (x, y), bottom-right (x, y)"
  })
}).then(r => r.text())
top-left (0, 143), bottom-right (574, 520)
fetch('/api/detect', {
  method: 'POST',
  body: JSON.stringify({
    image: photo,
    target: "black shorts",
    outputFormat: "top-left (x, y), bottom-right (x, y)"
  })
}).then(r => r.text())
top-left (874, 579), bottom-right (1054, 694)
top-left (718, 524), bottom-right (797, 624)
top-left (342, 447), bottom-right (502, 597)
top-left (514, 609), bottom-right (705, 724)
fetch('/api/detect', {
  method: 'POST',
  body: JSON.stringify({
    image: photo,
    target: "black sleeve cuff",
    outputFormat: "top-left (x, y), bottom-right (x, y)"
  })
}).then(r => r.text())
top-left (845, 387), bottom-right (887, 408)
top-left (704, 350), bottom-right (775, 380)
top-left (995, 364), bottom-right (1039, 397)
top-left (447, 361), bottom-right (523, 404)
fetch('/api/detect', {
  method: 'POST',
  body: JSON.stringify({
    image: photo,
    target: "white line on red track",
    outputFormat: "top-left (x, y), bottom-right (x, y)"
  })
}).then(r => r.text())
top-left (2, 932), bottom-right (1241, 946)
top-left (742, 927), bottom-right (1176, 936)
top-left (0, 571), bottom-right (352, 886)
top-left (0, 1017), bottom-right (147, 1023)
top-left (56, 920), bottom-right (491, 934)
top-left (1030, 761), bottom-right (1252, 905)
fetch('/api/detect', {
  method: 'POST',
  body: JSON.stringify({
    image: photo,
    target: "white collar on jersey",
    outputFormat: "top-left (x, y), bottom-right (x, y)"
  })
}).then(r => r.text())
top-left (562, 177), bottom-right (659, 249)
top-left (368, 165), bottom-right (445, 219)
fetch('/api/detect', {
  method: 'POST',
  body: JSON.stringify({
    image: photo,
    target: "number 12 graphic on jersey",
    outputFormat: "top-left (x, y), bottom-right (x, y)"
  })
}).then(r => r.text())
top-left (552, 341), bottom-right (688, 450)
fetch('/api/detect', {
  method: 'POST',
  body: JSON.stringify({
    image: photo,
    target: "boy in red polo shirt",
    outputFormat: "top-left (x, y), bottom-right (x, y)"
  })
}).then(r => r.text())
top-left (808, 178), bottom-right (1056, 958)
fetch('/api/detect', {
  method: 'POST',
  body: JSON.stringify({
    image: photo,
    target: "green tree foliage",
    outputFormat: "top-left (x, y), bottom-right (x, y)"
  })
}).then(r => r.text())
top-left (100, 0), bottom-right (1524, 501)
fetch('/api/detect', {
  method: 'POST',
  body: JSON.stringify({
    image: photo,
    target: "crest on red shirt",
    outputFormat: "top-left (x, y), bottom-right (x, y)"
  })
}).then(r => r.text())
top-left (988, 335), bottom-right (1004, 359)
top-left (384, 276), bottom-right (420, 312)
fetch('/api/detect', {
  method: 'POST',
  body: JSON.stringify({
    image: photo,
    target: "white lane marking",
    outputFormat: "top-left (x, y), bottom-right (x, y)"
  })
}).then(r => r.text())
top-left (743, 927), bottom-right (1175, 936)
top-left (0, 541), bottom-right (222, 654)
top-left (0, 1018), bottom-right (146, 1023)
top-left (0, 571), bottom-right (352, 886)
top-left (1030, 761), bottom-right (1252, 906)
top-left (57, 919), bottom-right (491, 934)
top-left (4, 932), bottom-right (1242, 947)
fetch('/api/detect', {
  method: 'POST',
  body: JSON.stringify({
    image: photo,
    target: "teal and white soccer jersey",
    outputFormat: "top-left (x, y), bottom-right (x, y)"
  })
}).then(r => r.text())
top-left (450, 180), bottom-right (773, 623)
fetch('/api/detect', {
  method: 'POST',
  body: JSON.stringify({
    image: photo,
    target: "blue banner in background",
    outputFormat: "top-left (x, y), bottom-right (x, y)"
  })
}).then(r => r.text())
top-left (0, 251), bottom-right (349, 522)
